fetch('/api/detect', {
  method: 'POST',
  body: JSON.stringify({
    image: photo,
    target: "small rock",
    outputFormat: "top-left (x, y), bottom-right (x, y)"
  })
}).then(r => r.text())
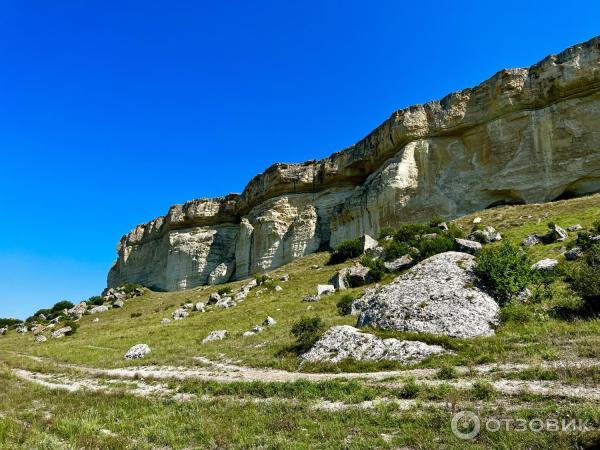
top-left (365, 245), bottom-right (386, 259)
top-left (469, 226), bottom-right (502, 244)
top-left (279, 274), bottom-right (290, 282)
top-left (51, 327), bottom-right (72, 339)
top-left (317, 284), bottom-right (335, 296)
top-left (564, 247), bottom-right (584, 261)
top-left (384, 255), bottom-right (415, 272)
top-left (303, 295), bottom-right (321, 302)
top-left (360, 234), bottom-right (379, 252)
top-left (35, 335), bottom-right (47, 343)
top-left (454, 238), bottom-right (483, 255)
top-left (531, 259), bottom-right (559, 273)
top-left (567, 224), bottom-right (583, 232)
top-left (244, 279), bottom-right (258, 290)
top-left (172, 308), bottom-right (189, 320)
top-left (542, 224), bottom-right (568, 243)
top-left (383, 235), bottom-right (394, 241)
top-left (522, 234), bottom-right (541, 246)
top-left (421, 233), bottom-right (438, 239)
top-left (16, 325), bottom-right (28, 334)
top-left (263, 316), bottom-right (276, 326)
top-left (195, 302), bottom-right (206, 312)
top-left (216, 297), bottom-right (235, 309)
top-left (437, 222), bottom-right (449, 232)
top-left (113, 299), bottom-right (124, 308)
top-left (90, 305), bottom-right (109, 314)
top-left (251, 325), bottom-right (264, 334)
top-left (473, 217), bottom-right (482, 224)
top-left (202, 330), bottom-right (228, 344)
top-left (242, 331), bottom-right (255, 337)
top-left (160, 318), bottom-right (171, 324)
top-left (234, 291), bottom-right (247, 301)
top-left (274, 285), bottom-right (283, 292)
top-left (31, 325), bottom-right (45, 335)
top-left (0, 327), bottom-right (7, 336)
top-left (93, 318), bottom-right (100, 323)
top-left (124, 344), bottom-right (151, 360)
top-left (515, 288), bottom-right (532, 301)
top-left (208, 292), bottom-right (221, 304)
top-left (184, 303), bottom-right (194, 309)
top-left (310, 264), bottom-right (320, 270)
top-left (330, 268), bottom-right (350, 290)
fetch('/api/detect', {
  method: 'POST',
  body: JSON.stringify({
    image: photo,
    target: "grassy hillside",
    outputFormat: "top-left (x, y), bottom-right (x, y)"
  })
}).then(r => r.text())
top-left (1, 194), bottom-right (600, 449)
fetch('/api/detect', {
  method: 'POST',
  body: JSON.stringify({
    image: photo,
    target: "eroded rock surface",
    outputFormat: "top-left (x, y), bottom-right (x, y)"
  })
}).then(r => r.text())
top-left (108, 37), bottom-right (600, 292)
top-left (355, 252), bottom-right (500, 338)
top-left (301, 326), bottom-right (445, 363)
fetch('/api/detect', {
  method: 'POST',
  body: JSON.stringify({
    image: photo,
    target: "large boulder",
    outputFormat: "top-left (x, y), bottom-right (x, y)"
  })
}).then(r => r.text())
top-left (90, 305), bottom-right (109, 314)
top-left (330, 268), bottom-right (350, 291)
top-left (124, 344), bottom-right (151, 360)
top-left (317, 284), bottom-right (335, 296)
top-left (67, 302), bottom-right (88, 318)
top-left (0, 327), bottom-right (7, 336)
top-left (356, 252), bottom-right (499, 338)
top-left (301, 326), bottom-right (446, 364)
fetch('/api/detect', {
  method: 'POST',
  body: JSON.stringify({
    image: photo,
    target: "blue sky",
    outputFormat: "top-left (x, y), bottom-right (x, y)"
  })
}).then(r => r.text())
top-left (1, 0), bottom-right (598, 319)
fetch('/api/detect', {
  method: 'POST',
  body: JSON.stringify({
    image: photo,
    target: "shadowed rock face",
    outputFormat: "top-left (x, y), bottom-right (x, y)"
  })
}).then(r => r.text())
top-left (108, 36), bottom-right (600, 291)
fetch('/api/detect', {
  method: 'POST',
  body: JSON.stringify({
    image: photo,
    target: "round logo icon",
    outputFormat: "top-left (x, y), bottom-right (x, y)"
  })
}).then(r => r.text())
top-left (451, 411), bottom-right (480, 440)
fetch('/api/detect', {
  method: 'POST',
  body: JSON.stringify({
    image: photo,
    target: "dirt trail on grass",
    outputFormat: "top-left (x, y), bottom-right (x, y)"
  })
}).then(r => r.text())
top-left (7, 352), bottom-right (600, 402)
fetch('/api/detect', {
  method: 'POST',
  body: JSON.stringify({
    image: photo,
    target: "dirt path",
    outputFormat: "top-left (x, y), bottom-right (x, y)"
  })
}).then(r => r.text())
top-left (8, 353), bottom-right (600, 403)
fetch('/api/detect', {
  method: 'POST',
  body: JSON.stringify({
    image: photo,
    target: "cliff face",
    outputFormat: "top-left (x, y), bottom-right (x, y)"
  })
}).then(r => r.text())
top-left (108, 36), bottom-right (600, 291)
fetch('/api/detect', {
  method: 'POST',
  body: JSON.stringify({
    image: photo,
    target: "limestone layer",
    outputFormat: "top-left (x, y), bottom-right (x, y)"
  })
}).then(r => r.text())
top-left (108, 36), bottom-right (600, 291)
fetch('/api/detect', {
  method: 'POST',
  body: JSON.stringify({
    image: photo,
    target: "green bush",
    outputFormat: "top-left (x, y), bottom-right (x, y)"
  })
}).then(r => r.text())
top-left (87, 296), bottom-right (104, 306)
top-left (218, 287), bottom-right (233, 296)
top-left (391, 222), bottom-right (463, 261)
top-left (397, 378), bottom-right (420, 399)
top-left (567, 264), bottom-right (600, 310)
top-left (475, 242), bottom-right (532, 305)
top-left (327, 239), bottom-right (363, 265)
top-left (471, 379), bottom-right (496, 400)
top-left (383, 241), bottom-right (410, 261)
top-left (417, 234), bottom-right (456, 259)
top-left (0, 318), bottom-right (22, 328)
top-left (336, 295), bottom-right (355, 316)
top-left (291, 317), bottom-right (326, 353)
top-left (121, 283), bottom-right (144, 295)
top-left (255, 274), bottom-right (270, 285)
top-left (359, 256), bottom-right (385, 282)
top-left (428, 215), bottom-right (446, 227)
top-left (51, 300), bottom-right (74, 313)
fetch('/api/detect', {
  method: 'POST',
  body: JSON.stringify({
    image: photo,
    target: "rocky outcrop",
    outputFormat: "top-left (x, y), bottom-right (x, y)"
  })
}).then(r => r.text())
top-left (301, 325), bottom-right (446, 363)
top-left (108, 37), bottom-right (600, 292)
top-left (355, 252), bottom-right (500, 338)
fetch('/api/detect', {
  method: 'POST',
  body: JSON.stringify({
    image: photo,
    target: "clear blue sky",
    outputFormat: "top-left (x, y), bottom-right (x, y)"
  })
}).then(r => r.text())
top-left (1, 0), bottom-right (598, 319)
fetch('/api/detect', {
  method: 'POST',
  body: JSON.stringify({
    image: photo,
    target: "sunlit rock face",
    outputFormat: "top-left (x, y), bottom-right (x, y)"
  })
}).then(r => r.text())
top-left (108, 36), bottom-right (600, 291)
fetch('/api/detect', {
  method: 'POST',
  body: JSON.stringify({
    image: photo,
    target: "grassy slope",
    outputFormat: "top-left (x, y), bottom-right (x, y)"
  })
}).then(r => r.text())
top-left (1, 194), bottom-right (600, 449)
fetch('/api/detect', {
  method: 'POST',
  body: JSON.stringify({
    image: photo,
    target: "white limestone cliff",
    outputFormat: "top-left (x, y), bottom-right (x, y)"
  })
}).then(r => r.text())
top-left (108, 36), bottom-right (600, 291)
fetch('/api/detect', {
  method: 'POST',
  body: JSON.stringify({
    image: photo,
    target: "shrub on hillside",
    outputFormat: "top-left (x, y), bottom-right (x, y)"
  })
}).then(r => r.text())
top-left (390, 221), bottom-right (463, 260)
top-left (336, 295), bottom-right (355, 316)
top-left (121, 283), bottom-right (144, 295)
top-left (63, 320), bottom-right (79, 336)
top-left (291, 316), bottom-right (326, 353)
top-left (218, 287), bottom-right (233, 296)
top-left (567, 244), bottom-right (600, 310)
top-left (0, 318), bottom-right (22, 328)
top-left (51, 300), bottom-right (74, 313)
top-left (255, 274), bottom-right (270, 285)
top-left (383, 241), bottom-right (411, 261)
top-left (87, 296), bottom-right (104, 306)
top-left (359, 256), bottom-right (385, 282)
top-left (327, 239), bottom-right (363, 265)
top-left (475, 242), bottom-right (532, 305)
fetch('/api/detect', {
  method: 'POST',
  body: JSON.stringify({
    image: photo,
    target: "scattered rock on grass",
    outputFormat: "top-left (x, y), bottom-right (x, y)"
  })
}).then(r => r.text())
top-left (172, 308), bottom-right (189, 320)
top-left (522, 234), bottom-right (541, 246)
top-left (303, 295), bottom-right (321, 302)
top-left (454, 238), bottom-right (482, 255)
top-left (35, 335), bottom-right (47, 343)
top-left (317, 285), bottom-right (335, 296)
top-left (567, 224), bottom-right (583, 232)
top-left (124, 344), bottom-right (151, 360)
top-left (263, 316), bottom-right (276, 326)
top-left (301, 325), bottom-right (446, 364)
top-left (51, 327), bottom-right (72, 339)
top-left (202, 330), bottom-right (228, 344)
top-left (531, 259), bottom-right (559, 273)
top-left (564, 247), bottom-right (584, 261)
